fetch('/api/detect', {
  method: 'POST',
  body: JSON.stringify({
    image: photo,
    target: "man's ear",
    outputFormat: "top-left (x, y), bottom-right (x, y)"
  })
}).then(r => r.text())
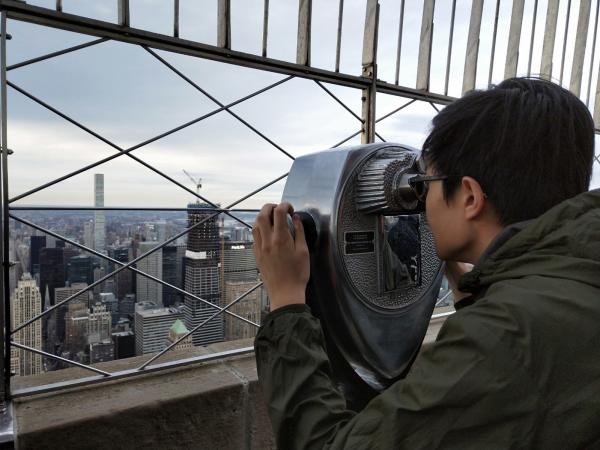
top-left (460, 176), bottom-right (487, 221)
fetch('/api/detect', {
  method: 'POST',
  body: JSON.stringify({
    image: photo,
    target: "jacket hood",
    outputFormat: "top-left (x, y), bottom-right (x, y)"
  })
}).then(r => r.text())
top-left (459, 189), bottom-right (600, 293)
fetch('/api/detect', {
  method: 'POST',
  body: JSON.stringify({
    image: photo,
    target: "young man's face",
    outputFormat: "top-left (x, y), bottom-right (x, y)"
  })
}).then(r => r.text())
top-left (424, 165), bottom-right (469, 262)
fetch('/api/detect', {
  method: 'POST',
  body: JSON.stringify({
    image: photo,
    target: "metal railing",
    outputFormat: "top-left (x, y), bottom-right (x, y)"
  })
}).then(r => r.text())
top-left (0, 0), bottom-right (598, 407)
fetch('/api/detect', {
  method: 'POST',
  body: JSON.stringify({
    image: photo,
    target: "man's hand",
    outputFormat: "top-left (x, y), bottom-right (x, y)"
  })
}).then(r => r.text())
top-left (252, 202), bottom-right (310, 311)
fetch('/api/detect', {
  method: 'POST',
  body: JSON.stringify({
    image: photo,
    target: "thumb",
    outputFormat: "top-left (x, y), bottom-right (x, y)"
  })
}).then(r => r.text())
top-left (293, 214), bottom-right (308, 251)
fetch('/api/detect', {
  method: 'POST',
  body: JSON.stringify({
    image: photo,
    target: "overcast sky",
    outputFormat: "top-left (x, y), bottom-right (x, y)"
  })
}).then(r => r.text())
top-left (5, 0), bottom-right (600, 210)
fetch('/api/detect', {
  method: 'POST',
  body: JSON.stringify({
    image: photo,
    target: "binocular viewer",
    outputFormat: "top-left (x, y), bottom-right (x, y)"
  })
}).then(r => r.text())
top-left (281, 143), bottom-right (444, 408)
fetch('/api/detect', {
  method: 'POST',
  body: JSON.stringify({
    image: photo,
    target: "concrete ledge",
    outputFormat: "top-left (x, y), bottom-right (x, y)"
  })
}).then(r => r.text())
top-left (13, 340), bottom-right (275, 450)
top-left (11, 316), bottom-right (449, 449)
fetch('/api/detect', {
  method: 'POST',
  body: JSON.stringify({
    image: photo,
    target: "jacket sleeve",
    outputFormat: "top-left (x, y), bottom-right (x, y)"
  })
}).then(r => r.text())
top-left (254, 304), bottom-right (538, 450)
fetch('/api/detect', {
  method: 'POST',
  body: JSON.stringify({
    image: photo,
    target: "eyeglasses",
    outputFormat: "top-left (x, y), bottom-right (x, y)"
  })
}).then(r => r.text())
top-left (408, 174), bottom-right (451, 202)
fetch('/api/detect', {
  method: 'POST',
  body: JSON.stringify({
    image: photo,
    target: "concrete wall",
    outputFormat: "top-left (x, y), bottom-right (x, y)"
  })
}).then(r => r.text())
top-left (12, 340), bottom-right (275, 450)
top-left (11, 317), bottom-right (448, 449)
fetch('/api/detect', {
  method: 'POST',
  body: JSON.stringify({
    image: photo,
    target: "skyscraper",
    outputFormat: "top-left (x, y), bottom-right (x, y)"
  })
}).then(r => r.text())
top-left (29, 235), bottom-right (46, 276)
top-left (39, 247), bottom-right (66, 306)
top-left (136, 241), bottom-right (163, 306)
top-left (67, 255), bottom-right (94, 285)
top-left (11, 274), bottom-right (43, 376)
top-left (162, 245), bottom-right (183, 307)
top-left (183, 203), bottom-right (223, 346)
top-left (134, 306), bottom-right (183, 355)
top-left (94, 174), bottom-right (106, 255)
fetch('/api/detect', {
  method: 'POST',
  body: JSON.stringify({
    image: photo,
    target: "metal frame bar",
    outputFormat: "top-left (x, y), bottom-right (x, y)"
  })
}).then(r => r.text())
top-left (0, 10), bottom-right (8, 400)
top-left (527, 0), bottom-right (539, 77)
top-left (0, 1), bottom-right (454, 103)
top-left (560, 0), bottom-right (573, 85)
top-left (541, 0), bottom-right (559, 80)
top-left (586, 0), bottom-right (600, 106)
top-left (488, 0), bottom-right (501, 86)
top-left (11, 346), bottom-right (255, 399)
top-left (395, 0), bottom-right (405, 85)
top-left (444, 0), bottom-right (456, 95)
top-left (504, 0), bottom-right (525, 79)
top-left (8, 75), bottom-right (293, 206)
top-left (570, 0), bottom-right (592, 96)
top-left (416, 0), bottom-right (435, 91)
top-left (335, 0), bottom-right (344, 72)
top-left (462, 0), bottom-right (484, 94)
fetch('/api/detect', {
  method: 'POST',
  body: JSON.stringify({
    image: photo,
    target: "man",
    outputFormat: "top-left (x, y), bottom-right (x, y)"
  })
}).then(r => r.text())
top-left (252, 78), bottom-right (600, 448)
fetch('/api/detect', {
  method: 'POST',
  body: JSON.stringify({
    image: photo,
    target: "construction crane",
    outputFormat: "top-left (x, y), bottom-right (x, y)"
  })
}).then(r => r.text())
top-left (182, 169), bottom-right (202, 195)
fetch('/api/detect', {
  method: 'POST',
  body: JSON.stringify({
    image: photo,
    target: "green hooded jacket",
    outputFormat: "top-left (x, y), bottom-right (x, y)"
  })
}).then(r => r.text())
top-left (254, 189), bottom-right (600, 449)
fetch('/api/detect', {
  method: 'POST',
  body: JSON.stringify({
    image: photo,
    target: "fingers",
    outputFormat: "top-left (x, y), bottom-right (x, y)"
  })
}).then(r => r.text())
top-left (293, 214), bottom-right (308, 253)
top-left (273, 202), bottom-right (294, 236)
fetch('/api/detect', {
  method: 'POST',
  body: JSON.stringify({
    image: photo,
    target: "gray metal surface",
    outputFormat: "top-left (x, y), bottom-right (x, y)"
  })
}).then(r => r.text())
top-left (282, 144), bottom-right (443, 391)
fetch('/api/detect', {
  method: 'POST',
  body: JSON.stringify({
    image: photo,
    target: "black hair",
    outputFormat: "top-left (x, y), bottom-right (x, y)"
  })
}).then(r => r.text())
top-left (422, 77), bottom-right (595, 226)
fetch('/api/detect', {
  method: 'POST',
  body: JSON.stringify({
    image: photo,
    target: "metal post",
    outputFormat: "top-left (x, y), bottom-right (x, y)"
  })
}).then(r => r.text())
top-left (504, 0), bottom-right (525, 79)
top-left (217, 0), bottom-right (231, 49)
top-left (118, 0), bottom-right (130, 27)
top-left (0, 10), bottom-right (9, 400)
top-left (361, 0), bottom-right (378, 144)
top-left (541, 0), bottom-right (559, 80)
top-left (462, 0), bottom-right (484, 94)
top-left (173, 0), bottom-right (179, 38)
top-left (416, 0), bottom-right (435, 90)
top-left (570, 0), bottom-right (591, 96)
top-left (297, 0), bottom-right (312, 66)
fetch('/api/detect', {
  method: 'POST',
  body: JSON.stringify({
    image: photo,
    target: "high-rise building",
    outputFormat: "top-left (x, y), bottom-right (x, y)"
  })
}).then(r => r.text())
top-left (39, 247), bottom-right (65, 306)
top-left (183, 203), bottom-right (223, 346)
top-left (94, 174), bottom-right (106, 255)
top-left (110, 247), bottom-right (133, 300)
top-left (166, 319), bottom-right (193, 352)
top-left (136, 241), bottom-right (163, 306)
top-left (223, 242), bottom-right (258, 282)
top-left (30, 235), bottom-right (46, 276)
top-left (112, 330), bottom-right (135, 359)
top-left (99, 292), bottom-right (119, 323)
top-left (119, 293), bottom-right (135, 319)
top-left (11, 274), bottom-right (43, 376)
top-left (134, 306), bottom-right (183, 355)
top-left (56, 283), bottom-right (91, 349)
top-left (83, 220), bottom-right (94, 250)
top-left (223, 280), bottom-right (264, 341)
top-left (162, 245), bottom-right (183, 307)
top-left (90, 340), bottom-right (114, 364)
top-left (67, 255), bottom-right (94, 285)
top-left (88, 303), bottom-right (112, 344)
